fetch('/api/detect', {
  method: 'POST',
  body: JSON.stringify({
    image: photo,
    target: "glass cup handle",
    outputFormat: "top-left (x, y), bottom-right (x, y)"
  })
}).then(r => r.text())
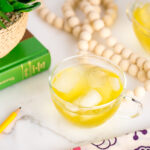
top-left (117, 95), bottom-right (143, 119)
top-left (126, 7), bottom-right (132, 21)
top-left (126, 1), bottom-right (134, 22)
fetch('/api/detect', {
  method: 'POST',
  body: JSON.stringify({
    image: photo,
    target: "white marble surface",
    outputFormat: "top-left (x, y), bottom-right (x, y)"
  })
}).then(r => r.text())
top-left (0, 0), bottom-right (150, 150)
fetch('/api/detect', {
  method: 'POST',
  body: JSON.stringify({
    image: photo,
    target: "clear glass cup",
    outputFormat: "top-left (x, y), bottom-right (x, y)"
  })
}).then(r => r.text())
top-left (127, 0), bottom-right (150, 52)
top-left (49, 54), bottom-right (142, 128)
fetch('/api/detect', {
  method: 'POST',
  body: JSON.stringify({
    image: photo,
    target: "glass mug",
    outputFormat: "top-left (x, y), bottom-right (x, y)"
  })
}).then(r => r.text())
top-left (127, 0), bottom-right (150, 53)
top-left (49, 54), bottom-right (142, 128)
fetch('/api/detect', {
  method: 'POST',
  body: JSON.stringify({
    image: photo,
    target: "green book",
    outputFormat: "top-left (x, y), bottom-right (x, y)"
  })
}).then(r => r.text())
top-left (0, 30), bottom-right (51, 90)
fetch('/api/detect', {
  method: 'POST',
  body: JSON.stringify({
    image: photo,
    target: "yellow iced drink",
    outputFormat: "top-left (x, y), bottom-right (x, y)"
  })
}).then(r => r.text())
top-left (133, 3), bottom-right (150, 52)
top-left (51, 64), bottom-right (123, 127)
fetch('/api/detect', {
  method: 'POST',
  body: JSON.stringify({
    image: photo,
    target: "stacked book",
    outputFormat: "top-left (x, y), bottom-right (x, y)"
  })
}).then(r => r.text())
top-left (0, 30), bottom-right (51, 90)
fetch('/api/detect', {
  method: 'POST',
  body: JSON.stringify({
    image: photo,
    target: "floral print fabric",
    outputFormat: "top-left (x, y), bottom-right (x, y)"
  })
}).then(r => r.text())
top-left (72, 129), bottom-right (150, 150)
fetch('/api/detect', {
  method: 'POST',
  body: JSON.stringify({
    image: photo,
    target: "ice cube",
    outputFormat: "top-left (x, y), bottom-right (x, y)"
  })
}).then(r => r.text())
top-left (53, 68), bottom-right (82, 93)
top-left (88, 67), bottom-right (107, 88)
top-left (74, 90), bottom-right (102, 107)
top-left (110, 77), bottom-right (120, 91)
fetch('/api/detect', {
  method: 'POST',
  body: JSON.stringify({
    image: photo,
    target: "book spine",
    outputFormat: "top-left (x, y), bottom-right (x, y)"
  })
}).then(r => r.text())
top-left (0, 52), bottom-right (51, 90)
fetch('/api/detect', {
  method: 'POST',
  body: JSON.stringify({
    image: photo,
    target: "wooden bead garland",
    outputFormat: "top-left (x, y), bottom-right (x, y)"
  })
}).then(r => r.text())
top-left (136, 57), bottom-right (146, 68)
top-left (121, 49), bottom-right (132, 59)
top-left (92, 19), bottom-right (104, 31)
top-left (95, 44), bottom-right (106, 55)
top-left (37, 0), bottom-right (150, 99)
top-left (78, 40), bottom-right (89, 51)
top-left (119, 60), bottom-right (129, 72)
top-left (99, 27), bottom-right (111, 39)
top-left (106, 36), bottom-right (117, 47)
top-left (110, 54), bottom-right (121, 65)
top-left (130, 53), bottom-right (139, 64)
top-left (128, 64), bottom-right (138, 77)
top-left (72, 25), bottom-right (81, 37)
top-left (144, 61), bottom-right (150, 72)
top-left (88, 40), bottom-right (97, 52)
top-left (102, 49), bottom-right (113, 59)
top-left (137, 70), bottom-right (146, 82)
top-left (53, 17), bottom-right (64, 29)
top-left (46, 12), bottom-right (56, 25)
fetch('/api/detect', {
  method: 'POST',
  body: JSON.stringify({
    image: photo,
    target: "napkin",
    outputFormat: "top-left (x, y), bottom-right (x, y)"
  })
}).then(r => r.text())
top-left (72, 129), bottom-right (150, 150)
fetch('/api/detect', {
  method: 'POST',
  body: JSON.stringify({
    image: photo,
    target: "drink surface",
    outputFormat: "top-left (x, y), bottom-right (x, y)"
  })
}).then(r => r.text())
top-left (51, 64), bottom-right (123, 127)
top-left (133, 3), bottom-right (150, 52)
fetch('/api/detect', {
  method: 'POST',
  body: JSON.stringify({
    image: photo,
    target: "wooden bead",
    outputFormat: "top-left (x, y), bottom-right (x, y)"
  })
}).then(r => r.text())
top-left (62, 5), bottom-right (72, 12)
top-left (106, 9), bottom-right (117, 19)
top-left (114, 43), bottom-right (124, 54)
top-left (102, 49), bottom-right (113, 59)
top-left (53, 17), bottom-right (64, 29)
top-left (136, 57), bottom-right (146, 68)
top-left (36, 3), bottom-right (45, 12)
top-left (79, 0), bottom-right (89, 9)
top-left (106, 36), bottom-right (117, 47)
top-left (103, 14), bottom-right (114, 26)
top-left (78, 40), bottom-right (89, 51)
top-left (102, 0), bottom-right (113, 6)
top-left (64, 10), bottom-right (75, 18)
top-left (129, 53), bottom-right (139, 64)
top-left (92, 19), bottom-right (104, 31)
top-left (73, 0), bottom-right (79, 4)
top-left (80, 31), bottom-right (92, 41)
top-left (82, 24), bottom-right (93, 34)
top-left (68, 17), bottom-right (80, 28)
top-left (107, 3), bottom-right (118, 10)
top-left (63, 22), bottom-right (72, 33)
top-left (88, 0), bottom-right (101, 5)
top-left (137, 70), bottom-right (146, 82)
top-left (46, 12), bottom-right (56, 24)
top-left (99, 27), bottom-right (111, 39)
top-left (63, 5), bottom-right (71, 10)
top-left (126, 90), bottom-right (134, 97)
top-left (128, 64), bottom-right (138, 77)
top-left (83, 19), bottom-right (89, 24)
top-left (88, 11), bottom-right (100, 22)
top-left (134, 86), bottom-right (146, 98)
top-left (147, 70), bottom-right (150, 80)
top-left (89, 40), bottom-right (97, 52)
top-left (119, 60), bottom-right (130, 72)
top-left (144, 80), bottom-right (150, 92)
top-left (111, 54), bottom-right (121, 65)
top-left (94, 6), bottom-right (101, 13)
top-left (121, 49), bottom-right (132, 59)
top-left (83, 5), bottom-right (94, 14)
top-left (94, 44), bottom-right (106, 56)
top-left (144, 61), bottom-right (150, 71)
top-left (72, 26), bottom-right (81, 38)
top-left (39, 8), bottom-right (49, 19)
